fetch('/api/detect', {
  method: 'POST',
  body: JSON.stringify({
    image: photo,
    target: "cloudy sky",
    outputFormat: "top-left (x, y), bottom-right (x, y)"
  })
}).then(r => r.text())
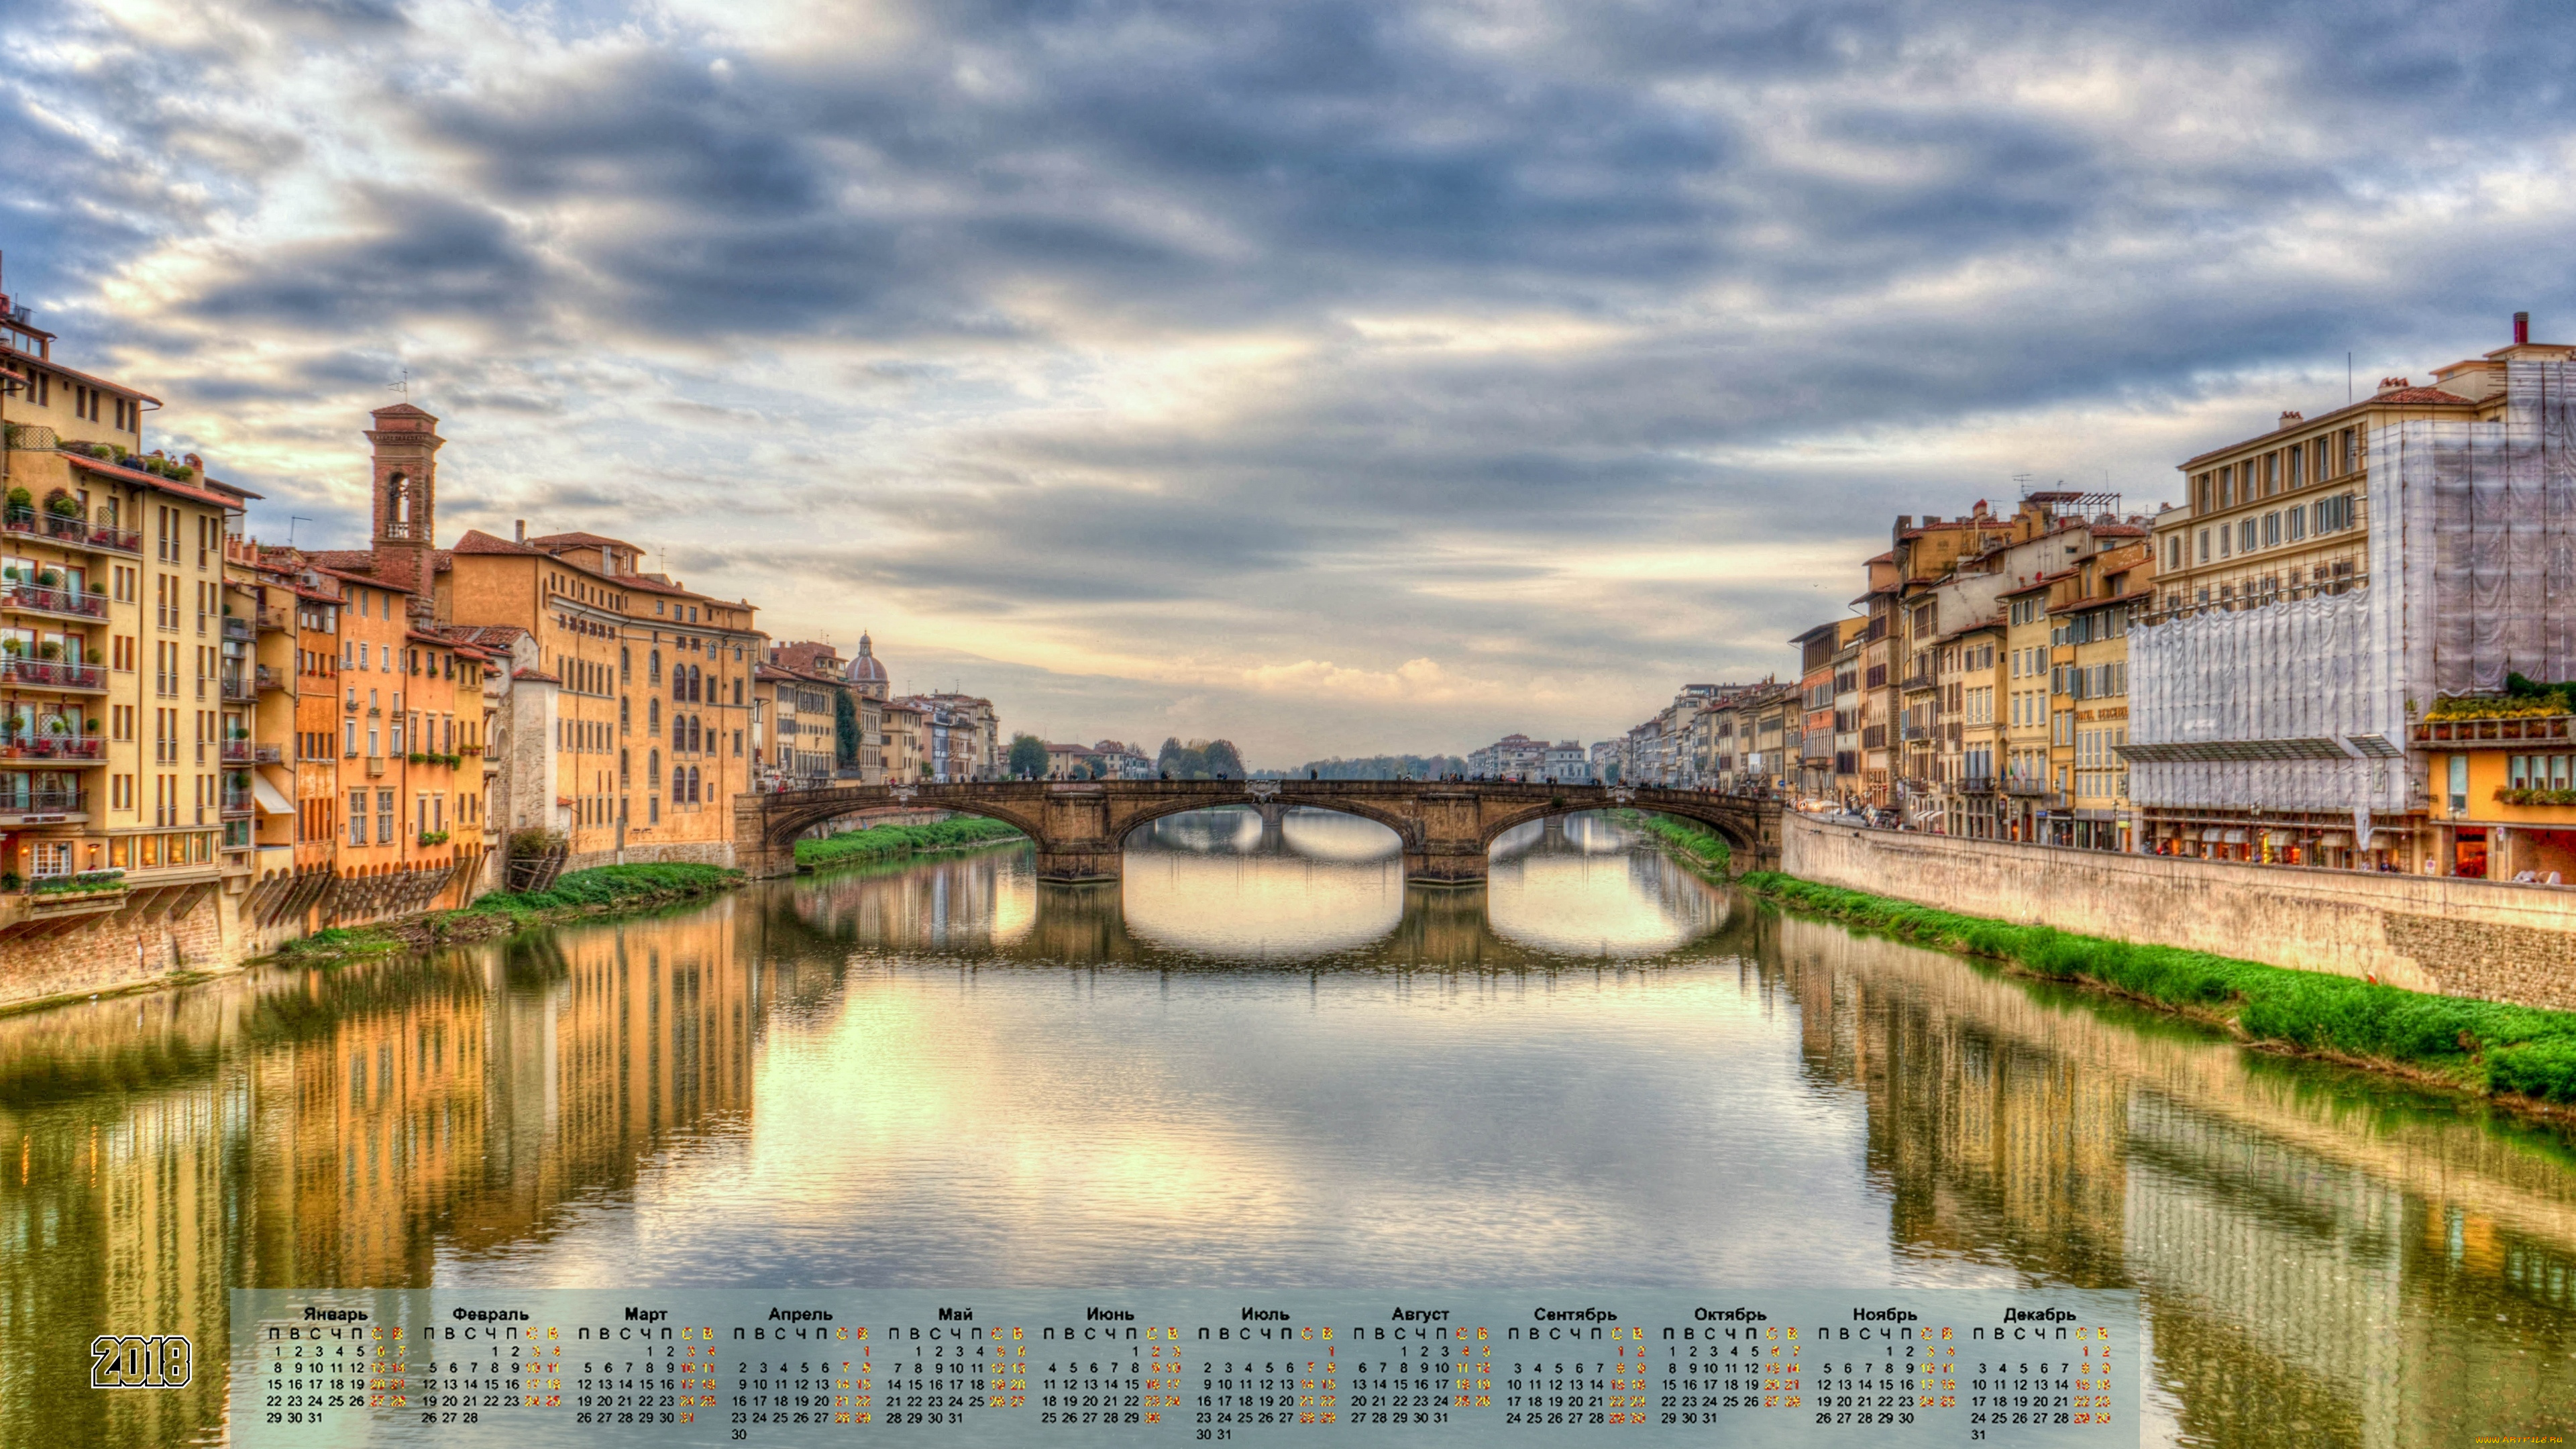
top-left (4, 0), bottom-right (2570, 763)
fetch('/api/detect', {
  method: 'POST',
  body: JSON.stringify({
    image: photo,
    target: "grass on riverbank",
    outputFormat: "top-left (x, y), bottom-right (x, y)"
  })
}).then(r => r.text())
top-left (268, 863), bottom-right (745, 965)
top-left (1633, 813), bottom-right (1731, 873)
top-left (796, 816), bottom-right (1024, 869)
top-left (1737, 871), bottom-right (2576, 1105)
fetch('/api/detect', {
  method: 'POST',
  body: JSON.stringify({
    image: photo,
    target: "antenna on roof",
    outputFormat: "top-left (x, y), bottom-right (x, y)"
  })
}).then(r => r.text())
top-left (388, 368), bottom-right (411, 400)
top-left (288, 515), bottom-right (312, 546)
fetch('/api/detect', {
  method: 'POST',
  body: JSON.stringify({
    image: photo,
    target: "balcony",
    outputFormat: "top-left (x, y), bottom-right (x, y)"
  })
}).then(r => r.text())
top-left (0, 657), bottom-right (108, 692)
top-left (0, 788), bottom-right (88, 822)
top-left (365, 754), bottom-right (386, 777)
top-left (2412, 712), bottom-right (2576, 749)
top-left (220, 788), bottom-right (255, 818)
top-left (221, 615), bottom-right (254, 642)
top-left (0, 504), bottom-right (140, 556)
top-left (1960, 775), bottom-right (1997, 794)
top-left (255, 663), bottom-right (285, 692)
top-left (0, 582), bottom-right (107, 621)
top-left (253, 743), bottom-right (284, 765)
top-left (1900, 672), bottom-right (1937, 692)
top-left (343, 694), bottom-right (360, 713)
top-left (1900, 722), bottom-right (1931, 742)
top-left (0, 874), bottom-right (129, 928)
top-left (256, 601), bottom-right (291, 632)
top-left (219, 674), bottom-right (255, 702)
top-left (0, 735), bottom-right (105, 763)
top-left (219, 738), bottom-right (254, 764)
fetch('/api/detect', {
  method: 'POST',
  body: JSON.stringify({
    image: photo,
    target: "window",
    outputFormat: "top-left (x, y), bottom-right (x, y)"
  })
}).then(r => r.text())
top-left (2239, 519), bottom-right (2257, 553)
top-left (348, 790), bottom-right (367, 845)
top-left (2198, 529), bottom-right (2211, 563)
top-left (2287, 447), bottom-right (2303, 488)
top-left (2287, 507), bottom-right (2306, 543)
top-left (2263, 512), bottom-right (2279, 547)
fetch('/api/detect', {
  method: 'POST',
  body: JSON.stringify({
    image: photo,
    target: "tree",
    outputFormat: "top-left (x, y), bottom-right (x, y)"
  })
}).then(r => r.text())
top-left (1157, 737), bottom-right (1199, 778)
top-left (1007, 733), bottom-right (1049, 779)
top-left (1201, 739), bottom-right (1245, 778)
top-left (833, 689), bottom-right (861, 766)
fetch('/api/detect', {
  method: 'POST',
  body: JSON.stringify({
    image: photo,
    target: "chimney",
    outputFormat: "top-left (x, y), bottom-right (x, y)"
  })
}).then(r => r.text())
top-left (2278, 409), bottom-right (2303, 429)
top-left (515, 519), bottom-right (525, 543)
top-left (2516, 311), bottom-right (2531, 346)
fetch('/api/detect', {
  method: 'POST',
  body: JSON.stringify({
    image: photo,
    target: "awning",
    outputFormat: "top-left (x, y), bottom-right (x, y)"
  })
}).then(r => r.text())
top-left (250, 772), bottom-right (294, 816)
top-left (2199, 827), bottom-right (2226, 842)
top-left (2264, 830), bottom-right (2296, 845)
top-left (2315, 832), bottom-right (2353, 847)
top-left (2222, 828), bottom-right (2250, 844)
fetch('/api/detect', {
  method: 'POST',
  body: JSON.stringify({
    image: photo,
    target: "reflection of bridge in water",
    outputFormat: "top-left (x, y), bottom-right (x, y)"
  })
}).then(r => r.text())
top-left (781, 808), bottom-right (1750, 971)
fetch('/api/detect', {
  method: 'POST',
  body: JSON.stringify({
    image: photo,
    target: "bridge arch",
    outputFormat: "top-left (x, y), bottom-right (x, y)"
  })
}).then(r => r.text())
top-left (750, 791), bottom-right (1047, 854)
top-left (1472, 798), bottom-right (1762, 863)
top-left (1113, 794), bottom-right (1421, 852)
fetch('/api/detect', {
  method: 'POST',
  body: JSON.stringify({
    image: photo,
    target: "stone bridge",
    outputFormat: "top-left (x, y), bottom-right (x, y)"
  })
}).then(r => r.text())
top-left (735, 779), bottom-right (1781, 884)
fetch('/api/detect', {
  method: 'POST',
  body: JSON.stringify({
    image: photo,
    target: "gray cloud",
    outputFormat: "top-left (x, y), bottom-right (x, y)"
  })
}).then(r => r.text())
top-left (7, 0), bottom-right (2575, 758)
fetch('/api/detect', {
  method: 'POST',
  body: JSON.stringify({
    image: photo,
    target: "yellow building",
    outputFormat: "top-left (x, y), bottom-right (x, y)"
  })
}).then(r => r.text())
top-left (2045, 537), bottom-right (2151, 851)
top-left (3, 341), bottom-right (259, 913)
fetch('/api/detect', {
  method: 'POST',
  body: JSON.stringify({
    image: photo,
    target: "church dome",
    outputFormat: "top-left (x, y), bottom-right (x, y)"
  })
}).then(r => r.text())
top-left (845, 632), bottom-right (889, 686)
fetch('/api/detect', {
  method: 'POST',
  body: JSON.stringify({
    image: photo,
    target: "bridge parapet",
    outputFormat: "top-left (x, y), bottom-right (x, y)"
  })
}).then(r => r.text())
top-left (735, 779), bottom-right (1779, 883)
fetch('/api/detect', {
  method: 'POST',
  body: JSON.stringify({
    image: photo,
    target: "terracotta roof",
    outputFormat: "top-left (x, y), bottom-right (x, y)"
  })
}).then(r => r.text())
top-left (445, 624), bottom-right (529, 649)
top-left (451, 529), bottom-right (544, 556)
top-left (307, 562), bottom-right (415, 594)
top-left (303, 549), bottom-right (379, 573)
top-left (1, 341), bottom-right (162, 406)
top-left (2089, 524), bottom-right (2147, 538)
top-left (1999, 568), bottom-right (2077, 598)
top-left (526, 531), bottom-right (641, 553)
top-left (66, 452), bottom-right (259, 506)
top-left (512, 667), bottom-right (559, 684)
top-left (2373, 386), bottom-right (2475, 406)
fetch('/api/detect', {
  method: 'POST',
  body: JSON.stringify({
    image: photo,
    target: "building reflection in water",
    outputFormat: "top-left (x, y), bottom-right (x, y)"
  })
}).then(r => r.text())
top-left (0, 808), bottom-right (2572, 1447)
top-left (0, 907), bottom-right (756, 1448)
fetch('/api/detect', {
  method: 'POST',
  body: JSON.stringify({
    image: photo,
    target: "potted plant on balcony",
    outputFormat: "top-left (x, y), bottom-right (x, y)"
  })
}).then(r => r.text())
top-left (36, 641), bottom-right (61, 661)
top-left (42, 492), bottom-right (81, 520)
top-left (36, 568), bottom-right (60, 590)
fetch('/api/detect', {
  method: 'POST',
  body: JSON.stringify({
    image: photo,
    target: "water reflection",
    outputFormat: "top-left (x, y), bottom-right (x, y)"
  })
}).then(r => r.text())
top-left (0, 809), bottom-right (2571, 1446)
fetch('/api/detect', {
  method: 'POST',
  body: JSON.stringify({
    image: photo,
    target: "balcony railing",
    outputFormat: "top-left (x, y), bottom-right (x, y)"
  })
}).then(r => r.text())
top-left (0, 582), bottom-right (107, 619)
top-left (2002, 777), bottom-right (2053, 798)
top-left (0, 506), bottom-right (139, 556)
top-left (220, 739), bottom-right (254, 763)
top-left (1900, 722), bottom-right (1931, 741)
top-left (256, 601), bottom-right (291, 632)
top-left (2412, 713), bottom-right (2576, 747)
top-left (1900, 672), bottom-right (1937, 692)
top-left (0, 657), bottom-right (108, 691)
top-left (0, 788), bottom-right (88, 816)
top-left (255, 663), bottom-right (285, 692)
top-left (220, 789), bottom-right (255, 817)
top-left (219, 674), bottom-right (255, 702)
top-left (0, 735), bottom-right (106, 763)
top-left (253, 743), bottom-right (284, 765)
top-left (221, 615), bottom-right (254, 642)
top-left (1959, 775), bottom-right (1996, 794)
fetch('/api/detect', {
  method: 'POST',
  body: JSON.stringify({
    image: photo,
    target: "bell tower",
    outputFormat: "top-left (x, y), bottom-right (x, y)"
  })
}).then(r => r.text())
top-left (367, 403), bottom-right (443, 619)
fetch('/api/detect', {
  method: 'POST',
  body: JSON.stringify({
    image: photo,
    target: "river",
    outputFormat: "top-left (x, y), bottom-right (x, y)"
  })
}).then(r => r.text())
top-left (2, 808), bottom-right (2573, 1446)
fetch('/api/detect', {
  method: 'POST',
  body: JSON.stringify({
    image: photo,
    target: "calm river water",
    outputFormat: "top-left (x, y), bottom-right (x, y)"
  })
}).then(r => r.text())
top-left (3, 808), bottom-right (2574, 1446)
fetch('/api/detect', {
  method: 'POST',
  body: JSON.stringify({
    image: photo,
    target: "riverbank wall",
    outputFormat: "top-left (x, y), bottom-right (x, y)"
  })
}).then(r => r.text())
top-left (1781, 814), bottom-right (2576, 1010)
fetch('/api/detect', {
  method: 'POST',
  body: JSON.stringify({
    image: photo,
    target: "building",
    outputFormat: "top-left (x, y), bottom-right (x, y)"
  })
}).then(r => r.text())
top-left (2129, 315), bottom-right (2576, 872)
top-left (1091, 740), bottom-right (1153, 780)
top-left (1542, 740), bottom-right (1589, 784)
top-left (1467, 733), bottom-right (1548, 780)
top-left (1042, 741), bottom-right (1097, 780)
top-left (2, 297), bottom-right (272, 950)
top-left (1589, 739), bottom-right (1623, 784)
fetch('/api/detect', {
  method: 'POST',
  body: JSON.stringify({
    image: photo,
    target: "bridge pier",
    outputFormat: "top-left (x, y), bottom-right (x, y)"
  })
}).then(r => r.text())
top-left (1034, 845), bottom-right (1123, 883)
top-left (1405, 841), bottom-right (1489, 886)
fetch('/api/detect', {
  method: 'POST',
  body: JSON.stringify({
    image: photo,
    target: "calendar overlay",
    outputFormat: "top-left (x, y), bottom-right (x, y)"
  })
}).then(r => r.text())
top-left (229, 1288), bottom-right (2137, 1448)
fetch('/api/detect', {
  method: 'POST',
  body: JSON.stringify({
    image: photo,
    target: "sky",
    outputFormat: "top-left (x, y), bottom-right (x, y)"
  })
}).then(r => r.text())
top-left (5, 0), bottom-right (2573, 765)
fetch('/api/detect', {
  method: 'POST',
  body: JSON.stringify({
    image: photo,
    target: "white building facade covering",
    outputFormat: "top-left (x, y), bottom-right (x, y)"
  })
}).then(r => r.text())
top-left (2127, 358), bottom-right (2576, 849)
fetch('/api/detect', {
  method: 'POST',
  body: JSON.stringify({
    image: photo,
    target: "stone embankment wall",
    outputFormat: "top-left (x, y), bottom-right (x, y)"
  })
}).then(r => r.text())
top-left (1781, 815), bottom-right (2576, 1011)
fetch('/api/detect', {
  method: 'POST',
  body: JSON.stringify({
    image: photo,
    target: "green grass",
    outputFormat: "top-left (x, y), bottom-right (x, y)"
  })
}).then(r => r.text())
top-left (266, 863), bottom-right (744, 965)
top-left (1737, 870), bottom-right (2576, 1106)
top-left (1638, 814), bottom-right (1731, 872)
top-left (795, 816), bottom-right (1024, 869)
top-left (463, 862), bottom-right (743, 922)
